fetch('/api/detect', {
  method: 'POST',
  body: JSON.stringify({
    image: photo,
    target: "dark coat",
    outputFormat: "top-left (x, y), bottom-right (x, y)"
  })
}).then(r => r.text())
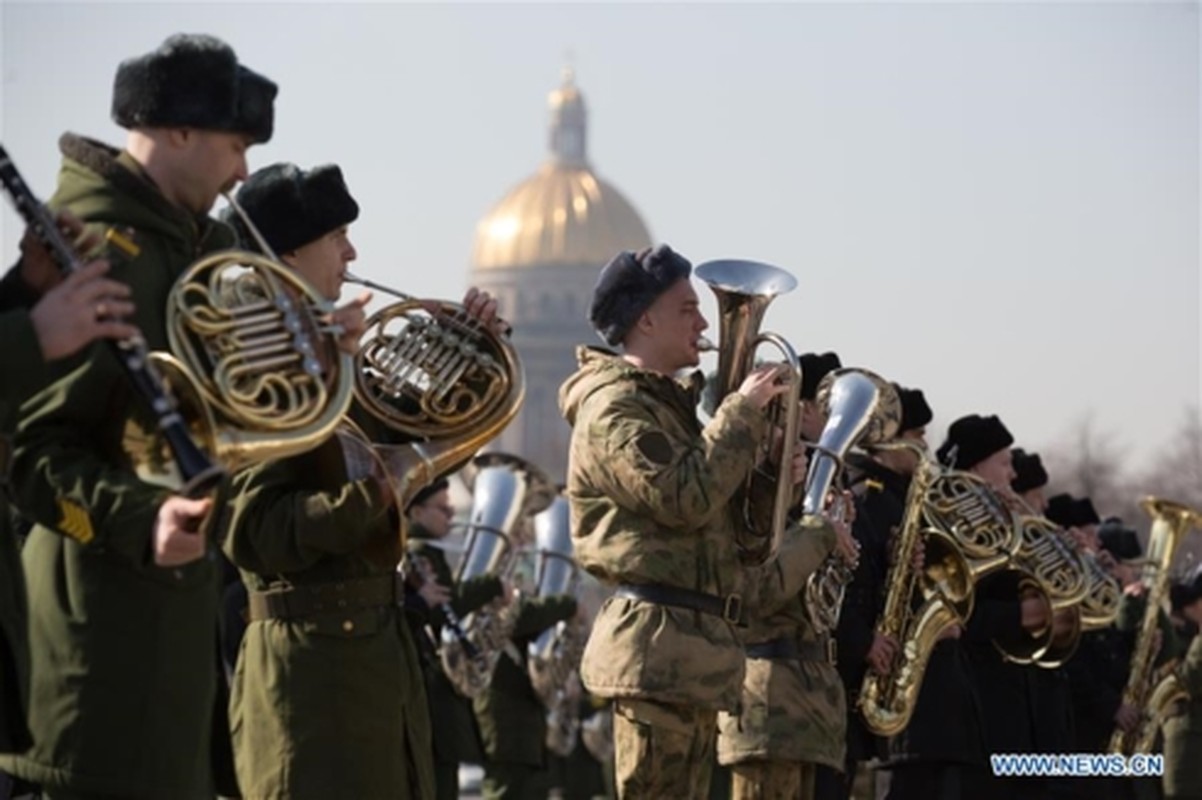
top-left (1067, 626), bottom-right (1132, 752)
top-left (856, 464), bottom-right (988, 767)
top-left (408, 523), bottom-right (503, 765)
top-left (963, 571), bottom-right (1042, 755)
top-left (0, 135), bottom-right (234, 797)
top-left (473, 594), bottom-right (577, 767)
top-left (225, 433), bottom-right (436, 799)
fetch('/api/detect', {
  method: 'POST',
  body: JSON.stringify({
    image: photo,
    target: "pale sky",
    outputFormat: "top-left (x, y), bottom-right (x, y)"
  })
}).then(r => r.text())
top-left (2, 1), bottom-right (1198, 482)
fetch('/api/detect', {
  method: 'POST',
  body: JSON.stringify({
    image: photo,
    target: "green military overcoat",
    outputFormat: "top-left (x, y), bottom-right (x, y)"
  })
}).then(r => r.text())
top-left (225, 432), bottom-right (435, 799)
top-left (0, 134), bottom-right (233, 797)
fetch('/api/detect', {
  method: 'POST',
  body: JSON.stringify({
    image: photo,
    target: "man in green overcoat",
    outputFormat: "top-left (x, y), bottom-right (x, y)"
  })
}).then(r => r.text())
top-left (0, 34), bottom-right (276, 799)
top-left (0, 224), bottom-right (137, 793)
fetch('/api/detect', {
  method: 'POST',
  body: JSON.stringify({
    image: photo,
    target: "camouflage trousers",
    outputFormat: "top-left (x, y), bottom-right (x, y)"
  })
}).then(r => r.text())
top-left (613, 698), bottom-right (717, 799)
top-left (729, 760), bottom-right (816, 800)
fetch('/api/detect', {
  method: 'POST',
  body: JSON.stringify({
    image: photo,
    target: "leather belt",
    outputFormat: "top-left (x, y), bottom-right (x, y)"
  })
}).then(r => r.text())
top-left (745, 635), bottom-right (836, 664)
top-left (248, 574), bottom-right (398, 622)
top-left (614, 583), bottom-right (746, 627)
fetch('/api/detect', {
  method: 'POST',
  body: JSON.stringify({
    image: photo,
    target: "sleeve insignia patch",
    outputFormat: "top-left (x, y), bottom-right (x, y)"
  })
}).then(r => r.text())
top-left (56, 497), bottom-right (95, 545)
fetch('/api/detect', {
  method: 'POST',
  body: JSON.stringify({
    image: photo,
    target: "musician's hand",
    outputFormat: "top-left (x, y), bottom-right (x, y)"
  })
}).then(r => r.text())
top-left (1114, 702), bottom-right (1141, 733)
top-left (867, 633), bottom-right (899, 676)
top-left (1020, 593), bottom-right (1051, 634)
top-left (30, 259), bottom-right (138, 360)
top-left (1124, 580), bottom-right (1146, 598)
top-left (418, 579), bottom-right (452, 609)
top-left (737, 364), bottom-right (791, 410)
top-left (330, 291), bottom-right (371, 355)
top-left (153, 495), bottom-right (211, 567)
top-left (19, 210), bottom-right (102, 295)
top-left (937, 623), bottom-right (963, 641)
top-left (462, 286), bottom-right (498, 324)
top-left (832, 516), bottom-right (859, 566)
top-left (1051, 608), bottom-right (1077, 641)
top-left (910, 537), bottom-right (926, 571)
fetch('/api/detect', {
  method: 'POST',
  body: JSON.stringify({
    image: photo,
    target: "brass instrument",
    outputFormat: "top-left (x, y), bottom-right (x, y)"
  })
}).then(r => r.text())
top-left (1001, 492), bottom-right (1120, 668)
top-left (333, 272), bottom-right (525, 544)
top-left (694, 259), bottom-right (802, 561)
top-left (439, 453), bottom-right (555, 700)
top-left (1110, 496), bottom-right (1202, 755)
top-left (133, 191), bottom-right (354, 491)
top-left (527, 491), bottom-right (587, 756)
top-left (802, 369), bottom-right (901, 635)
top-left (859, 445), bottom-right (1025, 736)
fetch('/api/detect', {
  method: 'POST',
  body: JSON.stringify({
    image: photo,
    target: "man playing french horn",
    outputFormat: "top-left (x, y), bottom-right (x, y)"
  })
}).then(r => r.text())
top-left (220, 160), bottom-right (508, 798)
top-left (560, 244), bottom-right (842, 799)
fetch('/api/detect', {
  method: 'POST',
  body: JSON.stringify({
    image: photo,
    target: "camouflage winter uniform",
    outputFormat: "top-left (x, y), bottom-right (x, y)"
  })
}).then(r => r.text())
top-left (716, 593), bottom-right (846, 798)
top-left (559, 347), bottom-right (835, 797)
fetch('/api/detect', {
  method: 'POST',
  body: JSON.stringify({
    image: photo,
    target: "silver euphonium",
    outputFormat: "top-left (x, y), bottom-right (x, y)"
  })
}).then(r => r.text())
top-left (526, 492), bottom-right (586, 756)
top-left (439, 452), bottom-right (555, 699)
top-left (694, 259), bottom-right (802, 563)
top-left (802, 369), bottom-right (901, 635)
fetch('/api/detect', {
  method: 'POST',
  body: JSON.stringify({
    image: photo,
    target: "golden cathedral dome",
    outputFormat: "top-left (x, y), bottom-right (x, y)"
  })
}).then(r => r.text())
top-left (471, 67), bottom-right (653, 270)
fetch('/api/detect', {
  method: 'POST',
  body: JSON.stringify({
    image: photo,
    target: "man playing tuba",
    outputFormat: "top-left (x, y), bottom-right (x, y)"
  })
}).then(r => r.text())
top-left (560, 244), bottom-right (839, 799)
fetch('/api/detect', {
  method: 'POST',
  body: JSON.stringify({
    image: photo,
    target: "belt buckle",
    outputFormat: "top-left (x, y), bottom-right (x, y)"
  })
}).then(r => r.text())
top-left (723, 593), bottom-right (743, 625)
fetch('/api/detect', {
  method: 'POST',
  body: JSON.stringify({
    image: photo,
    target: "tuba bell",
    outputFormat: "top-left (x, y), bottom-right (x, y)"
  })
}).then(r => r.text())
top-left (332, 272), bottom-right (525, 547)
top-left (1109, 496), bottom-right (1202, 755)
top-left (437, 453), bottom-right (555, 699)
top-left (694, 259), bottom-right (802, 562)
top-left (802, 368), bottom-right (901, 635)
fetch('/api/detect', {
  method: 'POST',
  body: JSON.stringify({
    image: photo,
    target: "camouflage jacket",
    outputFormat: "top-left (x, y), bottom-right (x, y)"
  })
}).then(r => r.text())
top-left (559, 347), bottom-right (835, 711)
top-left (717, 595), bottom-right (847, 769)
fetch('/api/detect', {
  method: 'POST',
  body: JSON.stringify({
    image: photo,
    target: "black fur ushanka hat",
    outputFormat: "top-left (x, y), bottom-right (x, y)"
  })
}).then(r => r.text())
top-left (936, 414), bottom-right (1014, 470)
top-left (112, 33), bottom-right (276, 143)
top-left (1010, 448), bottom-right (1049, 493)
top-left (895, 384), bottom-right (933, 433)
top-left (225, 162), bottom-right (360, 254)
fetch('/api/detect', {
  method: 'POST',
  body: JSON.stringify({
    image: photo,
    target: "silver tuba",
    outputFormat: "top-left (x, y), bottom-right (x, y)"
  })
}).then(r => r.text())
top-left (439, 453), bottom-right (555, 699)
top-left (527, 491), bottom-right (586, 756)
top-left (802, 369), bottom-right (901, 635)
top-left (694, 259), bottom-right (803, 563)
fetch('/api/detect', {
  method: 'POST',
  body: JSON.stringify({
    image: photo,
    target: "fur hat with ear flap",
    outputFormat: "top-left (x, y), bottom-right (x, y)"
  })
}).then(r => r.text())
top-left (224, 162), bottom-right (359, 255)
top-left (1010, 448), bottom-right (1049, 494)
top-left (588, 244), bottom-right (693, 347)
top-left (797, 352), bottom-right (842, 401)
top-left (935, 414), bottom-right (1014, 470)
top-left (111, 33), bottom-right (277, 143)
top-left (894, 384), bottom-right (933, 433)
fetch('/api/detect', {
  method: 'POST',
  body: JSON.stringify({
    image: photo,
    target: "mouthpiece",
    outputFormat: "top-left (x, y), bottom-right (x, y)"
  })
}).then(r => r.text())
top-left (696, 336), bottom-right (716, 352)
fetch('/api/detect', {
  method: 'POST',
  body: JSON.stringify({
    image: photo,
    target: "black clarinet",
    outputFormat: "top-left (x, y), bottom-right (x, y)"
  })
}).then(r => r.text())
top-left (0, 143), bottom-right (224, 497)
top-left (408, 554), bottom-right (480, 658)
